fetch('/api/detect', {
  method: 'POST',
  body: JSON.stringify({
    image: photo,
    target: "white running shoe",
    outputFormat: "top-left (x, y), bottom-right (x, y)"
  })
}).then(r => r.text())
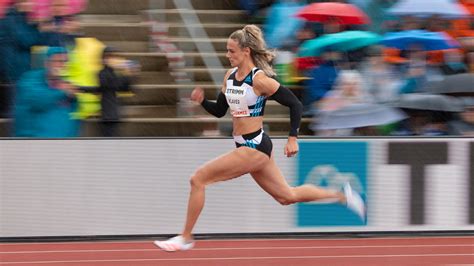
top-left (154, 236), bottom-right (195, 252)
top-left (343, 182), bottom-right (366, 222)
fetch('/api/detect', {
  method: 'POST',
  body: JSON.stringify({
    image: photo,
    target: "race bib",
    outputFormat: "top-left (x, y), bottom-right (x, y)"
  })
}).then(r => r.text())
top-left (225, 81), bottom-right (250, 117)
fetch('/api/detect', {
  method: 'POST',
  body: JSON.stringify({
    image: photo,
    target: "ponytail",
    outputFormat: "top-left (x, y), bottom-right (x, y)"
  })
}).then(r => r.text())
top-left (230, 25), bottom-right (276, 77)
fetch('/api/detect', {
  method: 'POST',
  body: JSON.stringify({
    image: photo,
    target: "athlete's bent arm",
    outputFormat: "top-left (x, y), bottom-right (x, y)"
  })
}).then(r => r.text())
top-left (191, 69), bottom-right (232, 118)
top-left (270, 85), bottom-right (303, 137)
top-left (200, 92), bottom-right (229, 118)
top-left (254, 74), bottom-right (303, 157)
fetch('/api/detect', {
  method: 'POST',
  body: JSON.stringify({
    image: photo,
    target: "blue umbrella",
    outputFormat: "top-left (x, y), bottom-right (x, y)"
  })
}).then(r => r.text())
top-left (381, 30), bottom-right (460, 51)
top-left (298, 31), bottom-right (381, 57)
top-left (388, 0), bottom-right (470, 19)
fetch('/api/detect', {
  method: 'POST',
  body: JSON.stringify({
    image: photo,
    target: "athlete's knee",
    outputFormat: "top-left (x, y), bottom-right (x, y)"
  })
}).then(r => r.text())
top-left (277, 197), bottom-right (296, 206)
top-left (189, 167), bottom-right (208, 188)
top-left (276, 193), bottom-right (297, 206)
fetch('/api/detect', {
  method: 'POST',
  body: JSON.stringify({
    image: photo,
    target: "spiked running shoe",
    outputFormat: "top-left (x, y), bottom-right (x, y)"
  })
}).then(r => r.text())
top-left (154, 236), bottom-right (195, 252)
top-left (343, 182), bottom-right (366, 222)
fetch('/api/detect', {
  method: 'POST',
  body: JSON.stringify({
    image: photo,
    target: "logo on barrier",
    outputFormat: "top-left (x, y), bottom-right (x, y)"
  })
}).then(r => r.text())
top-left (297, 141), bottom-right (367, 226)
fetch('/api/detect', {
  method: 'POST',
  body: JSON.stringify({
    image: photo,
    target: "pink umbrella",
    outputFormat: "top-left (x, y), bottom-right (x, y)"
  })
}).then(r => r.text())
top-left (66, 0), bottom-right (87, 15)
top-left (30, 0), bottom-right (52, 21)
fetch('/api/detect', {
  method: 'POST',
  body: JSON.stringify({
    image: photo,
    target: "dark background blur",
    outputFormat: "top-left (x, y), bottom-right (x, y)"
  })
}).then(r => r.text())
top-left (1, 0), bottom-right (473, 138)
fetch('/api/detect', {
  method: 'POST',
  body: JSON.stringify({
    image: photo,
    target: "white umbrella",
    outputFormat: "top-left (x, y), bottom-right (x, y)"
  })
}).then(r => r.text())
top-left (312, 103), bottom-right (407, 130)
top-left (388, 0), bottom-right (470, 18)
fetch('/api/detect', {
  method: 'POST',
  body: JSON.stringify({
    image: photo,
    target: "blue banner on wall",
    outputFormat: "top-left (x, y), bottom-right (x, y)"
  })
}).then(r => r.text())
top-left (297, 141), bottom-right (368, 226)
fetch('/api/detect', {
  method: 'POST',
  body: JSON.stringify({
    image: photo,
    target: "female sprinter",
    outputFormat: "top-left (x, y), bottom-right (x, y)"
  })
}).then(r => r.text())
top-left (154, 25), bottom-right (365, 252)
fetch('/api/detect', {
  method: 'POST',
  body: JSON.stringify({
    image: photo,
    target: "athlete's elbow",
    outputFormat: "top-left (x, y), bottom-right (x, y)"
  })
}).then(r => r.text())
top-left (296, 101), bottom-right (303, 111)
top-left (292, 101), bottom-right (303, 114)
top-left (208, 111), bottom-right (226, 118)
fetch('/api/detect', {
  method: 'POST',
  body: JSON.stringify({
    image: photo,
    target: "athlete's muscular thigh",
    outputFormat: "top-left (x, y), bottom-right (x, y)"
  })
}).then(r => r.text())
top-left (250, 158), bottom-right (294, 201)
top-left (193, 147), bottom-right (269, 186)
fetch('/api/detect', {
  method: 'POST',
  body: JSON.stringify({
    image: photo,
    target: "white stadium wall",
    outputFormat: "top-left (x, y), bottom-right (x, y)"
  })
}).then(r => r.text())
top-left (0, 138), bottom-right (473, 238)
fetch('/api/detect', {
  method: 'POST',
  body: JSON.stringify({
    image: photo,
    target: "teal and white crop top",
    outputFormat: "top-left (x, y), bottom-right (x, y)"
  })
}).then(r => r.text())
top-left (225, 67), bottom-right (267, 117)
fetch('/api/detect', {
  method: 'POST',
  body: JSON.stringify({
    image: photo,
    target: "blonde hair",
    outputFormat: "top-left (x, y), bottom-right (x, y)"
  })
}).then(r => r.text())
top-left (229, 25), bottom-right (276, 77)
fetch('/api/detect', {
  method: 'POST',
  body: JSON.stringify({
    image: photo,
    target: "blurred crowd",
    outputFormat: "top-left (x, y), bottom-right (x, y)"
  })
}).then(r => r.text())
top-left (0, 0), bottom-right (137, 138)
top-left (256, 0), bottom-right (474, 136)
top-left (1, 0), bottom-right (473, 138)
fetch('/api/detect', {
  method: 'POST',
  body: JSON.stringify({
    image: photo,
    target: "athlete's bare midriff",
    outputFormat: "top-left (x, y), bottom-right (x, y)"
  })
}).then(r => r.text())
top-left (232, 116), bottom-right (264, 136)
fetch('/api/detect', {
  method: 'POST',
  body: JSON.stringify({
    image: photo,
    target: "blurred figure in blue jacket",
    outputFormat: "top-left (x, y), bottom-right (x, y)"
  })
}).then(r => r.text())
top-left (14, 47), bottom-right (80, 137)
top-left (238, 0), bottom-right (275, 17)
top-left (264, 0), bottom-right (304, 49)
top-left (0, 0), bottom-right (44, 120)
top-left (302, 49), bottom-right (341, 116)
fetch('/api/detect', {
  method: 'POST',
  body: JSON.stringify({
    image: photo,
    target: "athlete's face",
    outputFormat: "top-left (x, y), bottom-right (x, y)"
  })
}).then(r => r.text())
top-left (226, 38), bottom-right (250, 67)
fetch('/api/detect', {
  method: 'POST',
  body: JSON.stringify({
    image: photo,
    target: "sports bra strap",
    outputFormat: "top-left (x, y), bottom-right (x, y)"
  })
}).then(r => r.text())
top-left (251, 67), bottom-right (262, 78)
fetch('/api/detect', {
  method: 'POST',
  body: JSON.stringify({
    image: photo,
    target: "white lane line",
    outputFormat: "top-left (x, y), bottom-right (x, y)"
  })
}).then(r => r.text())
top-left (1, 236), bottom-right (473, 246)
top-left (1, 244), bottom-right (474, 254)
top-left (1, 253), bottom-right (473, 265)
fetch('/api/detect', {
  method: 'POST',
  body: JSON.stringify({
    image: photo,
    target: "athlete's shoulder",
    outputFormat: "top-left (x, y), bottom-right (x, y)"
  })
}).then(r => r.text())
top-left (229, 67), bottom-right (238, 75)
top-left (221, 68), bottom-right (237, 93)
top-left (253, 70), bottom-right (276, 85)
top-left (252, 67), bottom-right (265, 77)
top-left (224, 68), bottom-right (238, 79)
top-left (253, 71), bottom-right (280, 96)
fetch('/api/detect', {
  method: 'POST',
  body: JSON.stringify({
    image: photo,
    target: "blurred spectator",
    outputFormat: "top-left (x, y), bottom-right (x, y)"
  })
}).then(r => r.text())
top-left (390, 110), bottom-right (427, 136)
top-left (359, 46), bottom-right (401, 102)
top-left (14, 47), bottom-right (80, 137)
top-left (97, 47), bottom-right (135, 137)
top-left (64, 37), bottom-right (105, 121)
top-left (302, 49), bottom-right (340, 115)
top-left (465, 51), bottom-right (474, 73)
top-left (383, 47), bottom-right (408, 65)
top-left (323, 17), bottom-right (346, 34)
top-left (449, 105), bottom-right (474, 136)
top-left (398, 46), bottom-right (444, 94)
top-left (420, 111), bottom-right (452, 136)
top-left (264, 0), bottom-right (305, 49)
top-left (400, 16), bottom-right (422, 31)
top-left (40, 0), bottom-right (80, 47)
top-left (42, 15), bottom-right (80, 47)
top-left (238, 0), bottom-right (275, 17)
top-left (426, 16), bottom-right (449, 33)
top-left (318, 69), bottom-right (369, 112)
top-left (352, 126), bottom-right (382, 136)
top-left (393, 110), bottom-right (459, 136)
top-left (345, 48), bottom-right (366, 69)
top-left (3, 0), bottom-right (42, 82)
top-left (313, 69), bottom-right (380, 136)
top-left (350, 0), bottom-right (397, 34)
top-left (296, 22), bottom-right (318, 47)
top-left (0, 3), bottom-right (8, 117)
top-left (440, 49), bottom-right (468, 75)
top-left (1, 0), bottom-right (44, 122)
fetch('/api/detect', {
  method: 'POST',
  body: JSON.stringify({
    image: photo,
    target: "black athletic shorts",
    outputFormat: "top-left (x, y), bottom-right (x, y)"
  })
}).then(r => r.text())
top-left (234, 128), bottom-right (273, 158)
